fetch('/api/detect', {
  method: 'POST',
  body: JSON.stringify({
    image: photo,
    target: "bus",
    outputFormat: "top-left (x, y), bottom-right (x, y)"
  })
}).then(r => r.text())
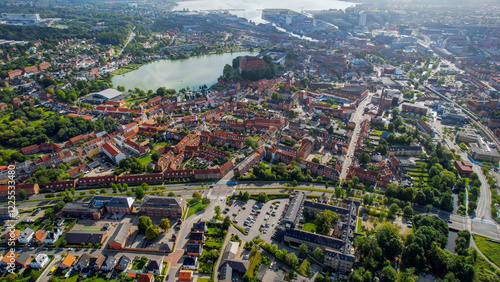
top-left (49, 266), bottom-right (56, 275)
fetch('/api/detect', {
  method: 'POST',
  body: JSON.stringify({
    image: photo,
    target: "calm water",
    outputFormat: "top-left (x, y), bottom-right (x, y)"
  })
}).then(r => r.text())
top-left (112, 51), bottom-right (254, 91)
top-left (174, 0), bottom-right (357, 24)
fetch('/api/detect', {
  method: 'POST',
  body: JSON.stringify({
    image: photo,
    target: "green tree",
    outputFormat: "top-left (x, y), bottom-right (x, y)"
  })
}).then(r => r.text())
top-left (159, 218), bottom-right (170, 231)
top-left (135, 187), bottom-right (145, 200)
top-left (257, 192), bottom-right (267, 202)
top-left (214, 206), bottom-right (221, 218)
top-left (381, 266), bottom-right (397, 282)
top-left (192, 191), bottom-right (202, 201)
top-left (299, 243), bottom-right (308, 255)
top-left (138, 216), bottom-right (152, 233)
top-left (403, 206), bottom-right (414, 217)
top-left (151, 151), bottom-right (161, 162)
top-left (359, 153), bottom-right (371, 164)
top-left (271, 91), bottom-right (280, 101)
top-left (315, 210), bottom-right (338, 235)
top-left (313, 247), bottom-right (324, 260)
top-left (389, 203), bottom-right (401, 216)
top-left (222, 216), bottom-right (231, 230)
top-left (145, 224), bottom-right (160, 239)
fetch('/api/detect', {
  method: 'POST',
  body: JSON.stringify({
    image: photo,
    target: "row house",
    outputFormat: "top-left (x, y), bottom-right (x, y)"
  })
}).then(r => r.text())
top-left (116, 173), bottom-right (163, 185)
top-left (193, 168), bottom-right (221, 180)
top-left (169, 152), bottom-right (185, 170)
top-left (199, 145), bottom-right (226, 160)
top-left (45, 180), bottom-right (77, 190)
top-left (234, 147), bottom-right (264, 176)
top-left (164, 169), bottom-right (194, 179)
top-left (155, 151), bottom-right (175, 172)
top-left (21, 142), bottom-right (62, 155)
top-left (68, 163), bottom-right (91, 178)
top-left (0, 183), bottom-right (39, 196)
top-left (300, 160), bottom-right (340, 181)
top-left (297, 138), bottom-right (314, 159)
top-left (79, 175), bottom-right (116, 187)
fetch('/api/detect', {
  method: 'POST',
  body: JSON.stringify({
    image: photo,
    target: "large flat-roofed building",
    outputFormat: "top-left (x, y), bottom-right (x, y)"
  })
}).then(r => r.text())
top-left (93, 89), bottom-right (127, 101)
top-left (456, 132), bottom-right (480, 144)
top-left (140, 196), bottom-right (186, 218)
top-left (282, 192), bottom-right (305, 228)
top-left (1, 13), bottom-right (41, 24)
top-left (468, 143), bottom-right (500, 163)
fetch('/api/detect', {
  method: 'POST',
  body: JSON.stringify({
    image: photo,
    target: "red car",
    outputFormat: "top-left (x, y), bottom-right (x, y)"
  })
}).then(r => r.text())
top-left (75, 248), bottom-right (80, 251)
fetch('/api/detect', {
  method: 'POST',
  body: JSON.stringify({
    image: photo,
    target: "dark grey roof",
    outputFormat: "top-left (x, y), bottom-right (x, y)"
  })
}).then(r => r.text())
top-left (106, 197), bottom-right (133, 208)
top-left (183, 257), bottom-right (196, 266)
top-left (304, 200), bottom-right (350, 215)
top-left (145, 260), bottom-right (160, 272)
top-left (284, 228), bottom-right (346, 250)
top-left (141, 196), bottom-right (183, 209)
top-left (16, 253), bottom-right (31, 265)
top-left (190, 232), bottom-right (204, 241)
top-left (220, 259), bottom-right (249, 281)
top-left (117, 255), bottom-right (130, 268)
top-left (77, 253), bottom-right (91, 266)
top-left (65, 230), bottom-right (107, 244)
top-left (193, 221), bottom-right (206, 230)
top-left (324, 249), bottom-right (356, 262)
top-left (186, 244), bottom-right (202, 253)
top-left (282, 192), bottom-right (305, 226)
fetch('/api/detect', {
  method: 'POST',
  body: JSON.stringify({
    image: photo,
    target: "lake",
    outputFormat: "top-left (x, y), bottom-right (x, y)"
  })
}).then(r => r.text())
top-left (111, 51), bottom-right (254, 91)
top-left (174, 0), bottom-right (357, 24)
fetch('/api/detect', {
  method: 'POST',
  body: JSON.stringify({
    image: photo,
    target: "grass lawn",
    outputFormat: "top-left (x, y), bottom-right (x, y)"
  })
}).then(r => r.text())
top-left (302, 217), bottom-right (317, 233)
top-left (474, 234), bottom-right (500, 267)
top-left (138, 154), bottom-right (153, 165)
top-left (372, 130), bottom-right (384, 136)
top-left (131, 259), bottom-right (147, 270)
top-left (197, 278), bottom-right (211, 282)
top-left (185, 201), bottom-right (209, 220)
top-left (357, 218), bottom-right (362, 233)
top-left (80, 226), bottom-right (102, 231)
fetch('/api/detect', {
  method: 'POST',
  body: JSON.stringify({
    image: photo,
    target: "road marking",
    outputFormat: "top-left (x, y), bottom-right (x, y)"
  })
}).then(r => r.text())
top-left (471, 218), bottom-right (497, 225)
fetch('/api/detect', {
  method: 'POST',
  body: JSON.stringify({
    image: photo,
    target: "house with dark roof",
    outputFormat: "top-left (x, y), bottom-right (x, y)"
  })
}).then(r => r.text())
top-left (189, 231), bottom-right (205, 244)
top-left (140, 196), bottom-right (186, 218)
top-left (186, 244), bottom-right (202, 256)
top-left (101, 256), bottom-right (116, 271)
top-left (116, 255), bottom-right (131, 271)
top-left (75, 253), bottom-right (91, 270)
top-left (182, 257), bottom-right (198, 270)
top-left (219, 259), bottom-right (249, 281)
top-left (145, 259), bottom-right (162, 275)
top-left (192, 221), bottom-right (207, 232)
top-left (65, 230), bottom-right (107, 245)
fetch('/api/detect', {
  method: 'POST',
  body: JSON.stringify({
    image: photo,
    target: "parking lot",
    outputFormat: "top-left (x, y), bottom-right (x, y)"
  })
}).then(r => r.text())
top-left (223, 198), bottom-right (289, 242)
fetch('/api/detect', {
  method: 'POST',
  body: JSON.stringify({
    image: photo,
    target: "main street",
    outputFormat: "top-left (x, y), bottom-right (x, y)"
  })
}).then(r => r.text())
top-left (339, 92), bottom-right (373, 180)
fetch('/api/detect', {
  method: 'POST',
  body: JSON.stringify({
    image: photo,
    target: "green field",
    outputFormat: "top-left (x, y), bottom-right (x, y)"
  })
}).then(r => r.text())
top-left (80, 226), bottom-right (102, 231)
top-left (185, 200), bottom-right (209, 220)
top-left (474, 234), bottom-right (500, 267)
top-left (372, 130), bottom-right (384, 136)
